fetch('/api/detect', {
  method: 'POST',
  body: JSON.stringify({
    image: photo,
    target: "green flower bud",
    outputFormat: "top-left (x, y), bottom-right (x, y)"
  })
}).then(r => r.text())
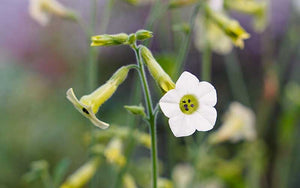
top-left (140, 46), bottom-right (175, 92)
top-left (124, 104), bottom-right (146, 117)
top-left (91, 33), bottom-right (129, 46)
top-left (206, 6), bottom-right (250, 48)
top-left (127, 33), bottom-right (137, 45)
top-left (135, 29), bottom-right (153, 41)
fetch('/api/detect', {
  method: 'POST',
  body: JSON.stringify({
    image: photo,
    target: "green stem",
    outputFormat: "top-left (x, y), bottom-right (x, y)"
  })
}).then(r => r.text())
top-left (202, 44), bottom-right (211, 82)
top-left (175, 3), bottom-right (201, 77)
top-left (132, 45), bottom-right (158, 188)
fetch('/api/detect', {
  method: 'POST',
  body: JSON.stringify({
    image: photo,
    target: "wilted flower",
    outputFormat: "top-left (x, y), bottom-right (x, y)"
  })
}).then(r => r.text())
top-left (209, 102), bottom-right (256, 143)
top-left (172, 163), bottom-right (194, 188)
top-left (140, 46), bottom-right (175, 92)
top-left (104, 138), bottom-right (126, 167)
top-left (29, 0), bottom-right (75, 26)
top-left (60, 158), bottom-right (100, 188)
top-left (66, 65), bottom-right (132, 128)
top-left (159, 71), bottom-right (217, 137)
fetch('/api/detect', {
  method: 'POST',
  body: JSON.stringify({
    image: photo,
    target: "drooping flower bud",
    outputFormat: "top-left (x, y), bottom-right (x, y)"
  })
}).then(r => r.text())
top-left (91, 33), bottom-right (129, 46)
top-left (206, 6), bottom-right (250, 48)
top-left (140, 46), bottom-right (175, 92)
top-left (66, 65), bottom-right (132, 129)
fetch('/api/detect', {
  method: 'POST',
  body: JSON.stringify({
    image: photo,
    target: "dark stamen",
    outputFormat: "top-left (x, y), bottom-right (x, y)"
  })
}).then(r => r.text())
top-left (184, 104), bottom-right (188, 108)
top-left (185, 107), bottom-right (189, 111)
top-left (183, 100), bottom-right (186, 103)
top-left (188, 99), bottom-right (191, 103)
top-left (82, 108), bottom-right (89, 115)
top-left (191, 104), bottom-right (194, 107)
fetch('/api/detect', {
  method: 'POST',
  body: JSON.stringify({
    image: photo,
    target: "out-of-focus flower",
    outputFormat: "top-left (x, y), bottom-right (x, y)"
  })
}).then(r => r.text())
top-left (29, 0), bottom-right (75, 26)
top-left (104, 138), bottom-right (126, 167)
top-left (209, 102), bottom-right (256, 143)
top-left (159, 71), bottom-right (217, 137)
top-left (91, 33), bottom-right (129, 46)
top-left (66, 65), bottom-right (132, 128)
top-left (263, 69), bottom-right (278, 101)
top-left (194, 15), bottom-right (233, 54)
top-left (208, 0), bottom-right (224, 12)
top-left (172, 163), bottom-right (194, 188)
top-left (23, 160), bottom-right (49, 183)
top-left (60, 158), bottom-right (100, 188)
top-left (158, 178), bottom-right (174, 188)
top-left (140, 46), bottom-right (175, 92)
top-left (196, 179), bottom-right (225, 188)
top-left (206, 6), bottom-right (250, 48)
top-left (123, 173), bottom-right (137, 188)
top-left (225, 0), bottom-right (268, 32)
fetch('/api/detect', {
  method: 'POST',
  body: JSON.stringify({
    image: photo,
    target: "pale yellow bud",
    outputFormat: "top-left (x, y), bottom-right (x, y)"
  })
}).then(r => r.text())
top-left (104, 138), bottom-right (126, 167)
top-left (66, 65), bottom-right (132, 129)
top-left (140, 46), bottom-right (175, 92)
top-left (91, 33), bottom-right (129, 46)
top-left (60, 158), bottom-right (100, 188)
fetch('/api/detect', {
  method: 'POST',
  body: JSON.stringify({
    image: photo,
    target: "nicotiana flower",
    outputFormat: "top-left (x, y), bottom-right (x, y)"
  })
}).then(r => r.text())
top-left (66, 65), bottom-right (131, 129)
top-left (209, 102), bottom-right (256, 143)
top-left (159, 71), bottom-right (217, 137)
top-left (29, 0), bottom-right (75, 26)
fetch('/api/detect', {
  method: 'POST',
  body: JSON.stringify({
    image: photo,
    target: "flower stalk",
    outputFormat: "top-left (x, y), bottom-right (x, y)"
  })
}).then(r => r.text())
top-left (132, 44), bottom-right (158, 188)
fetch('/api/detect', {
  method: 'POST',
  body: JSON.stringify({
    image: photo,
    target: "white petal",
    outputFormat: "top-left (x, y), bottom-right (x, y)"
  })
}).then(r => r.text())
top-left (169, 114), bottom-right (196, 137)
top-left (189, 111), bottom-right (215, 131)
top-left (192, 81), bottom-right (217, 106)
top-left (175, 71), bottom-right (200, 93)
top-left (159, 89), bottom-right (181, 118)
top-left (197, 105), bottom-right (217, 125)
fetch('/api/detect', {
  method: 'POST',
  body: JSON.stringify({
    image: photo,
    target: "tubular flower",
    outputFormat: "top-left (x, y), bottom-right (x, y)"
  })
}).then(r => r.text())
top-left (206, 6), bottom-right (250, 48)
top-left (66, 65), bottom-right (131, 129)
top-left (60, 158), bottom-right (100, 188)
top-left (159, 71), bottom-right (217, 137)
top-left (140, 46), bottom-right (175, 93)
top-left (209, 102), bottom-right (256, 143)
top-left (29, 0), bottom-right (75, 26)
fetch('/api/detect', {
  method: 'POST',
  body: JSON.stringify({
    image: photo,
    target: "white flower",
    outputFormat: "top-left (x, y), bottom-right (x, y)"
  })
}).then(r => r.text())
top-left (209, 102), bottom-right (256, 143)
top-left (159, 71), bottom-right (217, 137)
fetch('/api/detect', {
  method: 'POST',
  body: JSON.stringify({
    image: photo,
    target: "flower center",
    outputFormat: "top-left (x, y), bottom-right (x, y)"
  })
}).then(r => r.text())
top-left (179, 94), bottom-right (199, 114)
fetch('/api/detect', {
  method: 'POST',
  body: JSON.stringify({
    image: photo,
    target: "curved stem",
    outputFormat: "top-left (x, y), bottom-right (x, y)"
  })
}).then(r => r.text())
top-left (132, 45), bottom-right (157, 188)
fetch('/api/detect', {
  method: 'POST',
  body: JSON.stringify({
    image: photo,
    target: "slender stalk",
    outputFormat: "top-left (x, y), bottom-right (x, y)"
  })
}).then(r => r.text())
top-left (201, 44), bottom-right (211, 81)
top-left (132, 45), bottom-right (158, 188)
top-left (175, 3), bottom-right (201, 77)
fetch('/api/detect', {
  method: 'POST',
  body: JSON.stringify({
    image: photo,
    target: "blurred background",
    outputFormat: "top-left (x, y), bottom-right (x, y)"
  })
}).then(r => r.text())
top-left (0, 0), bottom-right (299, 187)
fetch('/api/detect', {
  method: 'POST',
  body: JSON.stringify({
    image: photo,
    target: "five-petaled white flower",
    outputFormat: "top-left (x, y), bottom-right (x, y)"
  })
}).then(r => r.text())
top-left (159, 71), bottom-right (217, 137)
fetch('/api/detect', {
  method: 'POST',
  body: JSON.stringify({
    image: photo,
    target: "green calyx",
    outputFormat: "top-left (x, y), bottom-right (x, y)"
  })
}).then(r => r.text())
top-left (179, 94), bottom-right (199, 114)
